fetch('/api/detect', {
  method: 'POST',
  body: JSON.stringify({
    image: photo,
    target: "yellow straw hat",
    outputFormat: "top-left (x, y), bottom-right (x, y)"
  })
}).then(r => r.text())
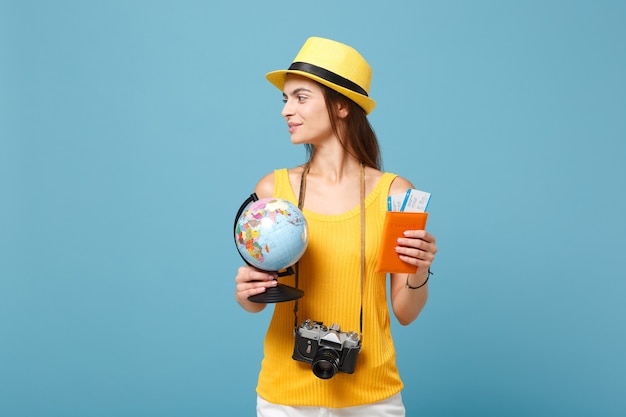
top-left (266, 37), bottom-right (376, 114)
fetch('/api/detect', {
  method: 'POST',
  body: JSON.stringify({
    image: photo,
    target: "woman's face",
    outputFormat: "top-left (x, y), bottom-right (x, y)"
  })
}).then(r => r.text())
top-left (281, 75), bottom-right (334, 145)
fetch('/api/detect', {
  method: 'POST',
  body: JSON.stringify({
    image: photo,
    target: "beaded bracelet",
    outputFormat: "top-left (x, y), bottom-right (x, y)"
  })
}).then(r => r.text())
top-left (406, 268), bottom-right (433, 290)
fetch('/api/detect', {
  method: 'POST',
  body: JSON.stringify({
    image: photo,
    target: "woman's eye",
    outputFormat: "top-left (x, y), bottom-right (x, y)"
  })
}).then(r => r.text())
top-left (282, 95), bottom-right (307, 104)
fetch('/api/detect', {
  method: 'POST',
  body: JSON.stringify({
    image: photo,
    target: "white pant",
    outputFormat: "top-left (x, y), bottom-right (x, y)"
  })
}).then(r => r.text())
top-left (257, 392), bottom-right (405, 417)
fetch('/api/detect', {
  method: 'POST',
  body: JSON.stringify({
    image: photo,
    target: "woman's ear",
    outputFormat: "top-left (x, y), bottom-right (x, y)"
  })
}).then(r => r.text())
top-left (336, 102), bottom-right (349, 119)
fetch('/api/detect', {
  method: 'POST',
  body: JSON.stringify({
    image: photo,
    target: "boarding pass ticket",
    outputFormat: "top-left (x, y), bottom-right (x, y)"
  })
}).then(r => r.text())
top-left (387, 188), bottom-right (431, 212)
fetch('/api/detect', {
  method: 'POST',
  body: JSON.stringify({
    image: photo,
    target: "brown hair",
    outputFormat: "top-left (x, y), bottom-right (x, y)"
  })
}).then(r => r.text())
top-left (304, 85), bottom-right (382, 170)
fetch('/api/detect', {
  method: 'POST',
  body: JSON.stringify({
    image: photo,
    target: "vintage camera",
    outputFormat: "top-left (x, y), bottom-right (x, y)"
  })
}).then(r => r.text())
top-left (292, 319), bottom-right (362, 379)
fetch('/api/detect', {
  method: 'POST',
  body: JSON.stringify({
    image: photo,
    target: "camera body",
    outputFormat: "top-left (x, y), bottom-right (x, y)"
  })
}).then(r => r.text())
top-left (293, 319), bottom-right (361, 379)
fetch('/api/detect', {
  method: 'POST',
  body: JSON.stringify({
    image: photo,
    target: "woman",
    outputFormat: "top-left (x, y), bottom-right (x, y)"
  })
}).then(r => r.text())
top-left (234, 37), bottom-right (438, 416)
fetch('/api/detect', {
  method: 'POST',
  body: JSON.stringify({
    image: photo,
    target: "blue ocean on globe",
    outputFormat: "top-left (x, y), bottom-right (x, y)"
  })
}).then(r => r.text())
top-left (235, 198), bottom-right (308, 272)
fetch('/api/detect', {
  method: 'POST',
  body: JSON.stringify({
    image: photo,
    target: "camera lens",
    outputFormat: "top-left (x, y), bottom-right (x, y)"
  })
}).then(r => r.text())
top-left (312, 348), bottom-right (340, 379)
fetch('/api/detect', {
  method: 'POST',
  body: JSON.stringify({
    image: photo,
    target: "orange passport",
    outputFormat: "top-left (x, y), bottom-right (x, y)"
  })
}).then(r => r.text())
top-left (375, 211), bottom-right (429, 274)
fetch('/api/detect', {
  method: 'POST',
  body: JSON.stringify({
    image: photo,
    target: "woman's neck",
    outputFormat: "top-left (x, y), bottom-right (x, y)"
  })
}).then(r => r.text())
top-left (306, 150), bottom-right (361, 185)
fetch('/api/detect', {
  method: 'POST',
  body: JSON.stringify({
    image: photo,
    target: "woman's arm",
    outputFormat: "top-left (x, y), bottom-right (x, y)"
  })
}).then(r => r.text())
top-left (233, 172), bottom-right (278, 313)
top-left (387, 176), bottom-right (438, 325)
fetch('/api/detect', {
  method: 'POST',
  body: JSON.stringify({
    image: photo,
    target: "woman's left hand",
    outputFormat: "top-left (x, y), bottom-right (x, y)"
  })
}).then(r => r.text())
top-left (395, 230), bottom-right (438, 271)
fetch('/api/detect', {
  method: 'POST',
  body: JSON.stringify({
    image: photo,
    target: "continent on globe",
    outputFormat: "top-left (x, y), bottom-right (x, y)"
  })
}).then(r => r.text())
top-left (235, 198), bottom-right (308, 272)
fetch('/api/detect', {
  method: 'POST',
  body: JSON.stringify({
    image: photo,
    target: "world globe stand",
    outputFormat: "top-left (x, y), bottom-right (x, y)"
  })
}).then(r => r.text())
top-left (247, 265), bottom-right (304, 303)
top-left (234, 193), bottom-right (307, 304)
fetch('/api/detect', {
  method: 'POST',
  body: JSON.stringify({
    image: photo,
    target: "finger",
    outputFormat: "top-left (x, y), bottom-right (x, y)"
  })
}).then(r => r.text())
top-left (402, 229), bottom-right (427, 239)
top-left (396, 236), bottom-right (438, 256)
top-left (396, 236), bottom-right (429, 250)
top-left (249, 270), bottom-right (279, 282)
top-left (397, 253), bottom-right (434, 270)
top-left (402, 230), bottom-right (436, 244)
top-left (235, 266), bottom-right (277, 284)
top-left (237, 279), bottom-right (277, 296)
top-left (396, 246), bottom-right (422, 259)
top-left (395, 246), bottom-right (436, 263)
top-left (236, 285), bottom-right (268, 304)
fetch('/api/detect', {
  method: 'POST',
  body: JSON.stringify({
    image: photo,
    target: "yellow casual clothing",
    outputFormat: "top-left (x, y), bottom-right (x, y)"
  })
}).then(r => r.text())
top-left (256, 168), bottom-right (404, 408)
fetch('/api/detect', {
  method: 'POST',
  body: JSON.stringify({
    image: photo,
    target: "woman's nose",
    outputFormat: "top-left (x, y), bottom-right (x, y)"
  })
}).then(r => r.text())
top-left (281, 99), bottom-right (294, 117)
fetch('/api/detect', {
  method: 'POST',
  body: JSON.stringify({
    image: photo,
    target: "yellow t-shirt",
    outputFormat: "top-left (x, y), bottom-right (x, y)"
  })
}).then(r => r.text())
top-left (256, 168), bottom-right (404, 407)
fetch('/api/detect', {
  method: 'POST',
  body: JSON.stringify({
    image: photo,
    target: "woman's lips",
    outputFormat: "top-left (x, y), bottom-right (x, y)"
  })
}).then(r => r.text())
top-left (288, 122), bottom-right (301, 133)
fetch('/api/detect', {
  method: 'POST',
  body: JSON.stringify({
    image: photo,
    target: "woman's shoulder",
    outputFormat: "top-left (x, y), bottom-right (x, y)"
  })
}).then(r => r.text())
top-left (365, 167), bottom-right (415, 197)
top-left (254, 167), bottom-right (303, 199)
top-left (285, 165), bottom-right (307, 176)
top-left (254, 171), bottom-right (276, 199)
top-left (388, 173), bottom-right (415, 196)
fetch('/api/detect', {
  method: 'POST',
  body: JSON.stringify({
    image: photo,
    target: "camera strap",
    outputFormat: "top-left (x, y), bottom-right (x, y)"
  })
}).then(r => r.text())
top-left (293, 163), bottom-right (365, 340)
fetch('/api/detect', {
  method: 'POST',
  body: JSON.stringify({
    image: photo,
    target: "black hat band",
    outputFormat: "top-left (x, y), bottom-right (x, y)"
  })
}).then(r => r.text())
top-left (288, 62), bottom-right (369, 97)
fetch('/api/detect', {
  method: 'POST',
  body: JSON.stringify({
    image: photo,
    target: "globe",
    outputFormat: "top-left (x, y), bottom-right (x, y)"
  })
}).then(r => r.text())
top-left (235, 197), bottom-right (308, 272)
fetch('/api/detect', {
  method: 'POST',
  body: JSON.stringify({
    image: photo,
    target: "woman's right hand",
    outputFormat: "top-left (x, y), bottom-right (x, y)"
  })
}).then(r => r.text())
top-left (234, 266), bottom-right (278, 312)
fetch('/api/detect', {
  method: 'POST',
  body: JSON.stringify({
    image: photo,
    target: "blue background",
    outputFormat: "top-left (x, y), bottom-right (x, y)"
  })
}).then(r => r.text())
top-left (1, 1), bottom-right (625, 416)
